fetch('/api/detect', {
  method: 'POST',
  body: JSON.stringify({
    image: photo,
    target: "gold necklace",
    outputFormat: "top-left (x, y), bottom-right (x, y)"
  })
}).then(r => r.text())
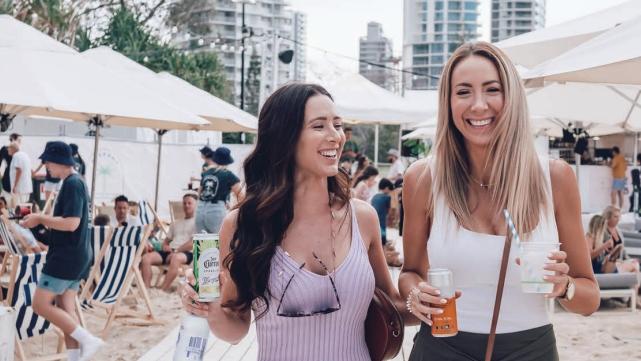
top-left (469, 176), bottom-right (494, 189)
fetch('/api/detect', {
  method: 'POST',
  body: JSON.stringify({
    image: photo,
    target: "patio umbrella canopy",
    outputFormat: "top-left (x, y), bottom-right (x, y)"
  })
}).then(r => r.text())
top-left (82, 46), bottom-right (257, 208)
top-left (495, 0), bottom-right (641, 68)
top-left (0, 15), bottom-right (209, 210)
top-left (82, 47), bottom-right (257, 133)
top-left (523, 16), bottom-right (641, 86)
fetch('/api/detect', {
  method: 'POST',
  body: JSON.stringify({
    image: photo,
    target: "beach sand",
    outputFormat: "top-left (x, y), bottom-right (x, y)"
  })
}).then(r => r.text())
top-left (20, 287), bottom-right (641, 361)
top-left (21, 287), bottom-right (184, 361)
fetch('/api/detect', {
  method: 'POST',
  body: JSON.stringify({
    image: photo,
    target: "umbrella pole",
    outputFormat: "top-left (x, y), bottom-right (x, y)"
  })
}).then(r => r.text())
top-left (374, 124), bottom-right (380, 168)
top-left (154, 130), bottom-right (168, 211)
top-left (90, 116), bottom-right (103, 215)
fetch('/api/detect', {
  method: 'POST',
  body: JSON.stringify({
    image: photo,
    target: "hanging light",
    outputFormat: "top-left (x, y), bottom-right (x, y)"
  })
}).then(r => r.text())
top-left (198, 38), bottom-right (205, 46)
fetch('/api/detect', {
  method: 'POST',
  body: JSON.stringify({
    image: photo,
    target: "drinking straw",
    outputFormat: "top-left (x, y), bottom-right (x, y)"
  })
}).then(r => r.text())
top-left (503, 209), bottom-right (522, 246)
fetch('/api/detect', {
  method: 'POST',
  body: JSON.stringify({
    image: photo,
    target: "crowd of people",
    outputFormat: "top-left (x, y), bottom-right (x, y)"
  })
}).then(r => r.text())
top-left (4, 40), bottom-right (641, 361)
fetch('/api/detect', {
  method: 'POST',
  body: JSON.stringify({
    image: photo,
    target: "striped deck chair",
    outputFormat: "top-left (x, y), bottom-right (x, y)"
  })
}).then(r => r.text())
top-left (138, 199), bottom-right (168, 235)
top-left (0, 218), bottom-right (24, 284)
top-left (79, 225), bottom-right (160, 336)
top-left (4, 252), bottom-right (77, 361)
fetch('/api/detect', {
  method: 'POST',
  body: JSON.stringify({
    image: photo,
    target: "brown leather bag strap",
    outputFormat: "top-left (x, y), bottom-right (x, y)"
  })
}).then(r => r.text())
top-left (484, 231), bottom-right (513, 361)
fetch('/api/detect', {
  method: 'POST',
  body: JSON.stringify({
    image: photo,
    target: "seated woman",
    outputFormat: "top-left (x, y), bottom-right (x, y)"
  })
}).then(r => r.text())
top-left (602, 206), bottom-right (640, 274)
top-left (585, 215), bottom-right (613, 274)
top-left (352, 165), bottom-right (378, 201)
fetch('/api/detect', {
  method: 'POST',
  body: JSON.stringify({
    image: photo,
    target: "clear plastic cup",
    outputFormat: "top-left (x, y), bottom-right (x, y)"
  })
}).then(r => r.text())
top-left (519, 242), bottom-right (560, 293)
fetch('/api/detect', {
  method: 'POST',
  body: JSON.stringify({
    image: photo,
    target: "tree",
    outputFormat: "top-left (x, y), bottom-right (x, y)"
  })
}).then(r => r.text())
top-left (244, 48), bottom-right (261, 116)
top-left (166, 0), bottom-right (212, 37)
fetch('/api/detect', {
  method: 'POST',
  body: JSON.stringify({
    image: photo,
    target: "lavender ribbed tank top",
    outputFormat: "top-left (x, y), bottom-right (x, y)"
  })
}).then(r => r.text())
top-left (252, 202), bottom-right (375, 361)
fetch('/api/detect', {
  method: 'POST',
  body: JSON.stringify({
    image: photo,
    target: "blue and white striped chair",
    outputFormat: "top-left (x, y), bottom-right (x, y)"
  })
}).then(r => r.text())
top-left (138, 199), bottom-right (168, 236)
top-left (4, 252), bottom-right (67, 361)
top-left (79, 224), bottom-right (158, 335)
top-left (0, 218), bottom-right (24, 283)
top-left (138, 200), bottom-right (153, 226)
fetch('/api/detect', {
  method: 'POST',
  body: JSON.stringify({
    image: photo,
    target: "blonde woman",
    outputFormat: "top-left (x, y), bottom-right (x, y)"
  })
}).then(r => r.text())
top-left (602, 206), bottom-right (640, 274)
top-left (585, 215), bottom-right (614, 273)
top-left (399, 42), bottom-right (599, 360)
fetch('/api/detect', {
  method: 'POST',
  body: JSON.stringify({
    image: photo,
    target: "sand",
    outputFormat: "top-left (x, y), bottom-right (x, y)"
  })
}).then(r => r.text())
top-left (19, 285), bottom-right (641, 361)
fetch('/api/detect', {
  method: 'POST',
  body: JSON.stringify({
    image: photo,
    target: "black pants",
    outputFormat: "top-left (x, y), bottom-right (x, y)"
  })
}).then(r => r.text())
top-left (409, 323), bottom-right (559, 361)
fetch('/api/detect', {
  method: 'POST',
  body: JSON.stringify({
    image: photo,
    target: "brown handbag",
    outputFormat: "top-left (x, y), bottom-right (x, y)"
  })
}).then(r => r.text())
top-left (365, 287), bottom-right (404, 361)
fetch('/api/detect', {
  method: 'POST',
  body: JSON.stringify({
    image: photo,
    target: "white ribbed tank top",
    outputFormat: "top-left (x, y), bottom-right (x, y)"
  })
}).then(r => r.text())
top-left (428, 156), bottom-right (558, 334)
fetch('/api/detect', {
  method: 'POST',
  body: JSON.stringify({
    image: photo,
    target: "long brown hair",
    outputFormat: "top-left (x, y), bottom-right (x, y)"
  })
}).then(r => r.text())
top-left (433, 41), bottom-right (547, 234)
top-left (223, 83), bottom-right (351, 314)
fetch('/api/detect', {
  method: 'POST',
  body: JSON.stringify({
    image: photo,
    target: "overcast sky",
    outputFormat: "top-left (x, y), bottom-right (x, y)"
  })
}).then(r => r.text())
top-left (286, 0), bottom-right (630, 73)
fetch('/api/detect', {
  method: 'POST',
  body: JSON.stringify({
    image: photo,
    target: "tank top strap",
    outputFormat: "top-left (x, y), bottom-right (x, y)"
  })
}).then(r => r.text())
top-left (349, 200), bottom-right (369, 255)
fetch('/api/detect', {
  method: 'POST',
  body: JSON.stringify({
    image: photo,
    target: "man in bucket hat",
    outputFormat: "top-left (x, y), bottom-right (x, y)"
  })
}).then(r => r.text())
top-left (20, 141), bottom-right (104, 361)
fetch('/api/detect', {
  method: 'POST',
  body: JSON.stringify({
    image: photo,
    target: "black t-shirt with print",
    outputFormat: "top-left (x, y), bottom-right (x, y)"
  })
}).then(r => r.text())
top-left (42, 173), bottom-right (91, 280)
top-left (199, 168), bottom-right (240, 203)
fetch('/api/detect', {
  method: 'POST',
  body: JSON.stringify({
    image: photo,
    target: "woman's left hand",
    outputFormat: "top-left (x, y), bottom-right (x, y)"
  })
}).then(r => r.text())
top-left (543, 250), bottom-right (570, 298)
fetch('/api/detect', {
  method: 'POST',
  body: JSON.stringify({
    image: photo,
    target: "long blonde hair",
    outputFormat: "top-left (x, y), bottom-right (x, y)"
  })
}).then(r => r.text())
top-left (433, 41), bottom-right (547, 234)
top-left (587, 215), bottom-right (606, 250)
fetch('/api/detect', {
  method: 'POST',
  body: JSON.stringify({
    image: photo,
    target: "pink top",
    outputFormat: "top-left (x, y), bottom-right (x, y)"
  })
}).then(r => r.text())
top-left (252, 202), bottom-right (375, 361)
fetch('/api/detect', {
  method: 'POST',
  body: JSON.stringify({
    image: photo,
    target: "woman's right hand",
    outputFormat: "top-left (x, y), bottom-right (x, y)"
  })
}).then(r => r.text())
top-left (181, 268), bottom-right (211, 317)
top-left (602, 238), bottom-right (614, 251)
top-left (407, 282), bottom-right (462, 326)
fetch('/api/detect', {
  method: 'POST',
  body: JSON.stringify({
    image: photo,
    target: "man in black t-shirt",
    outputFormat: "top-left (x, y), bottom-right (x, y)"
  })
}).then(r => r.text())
top-left (20, 141), bottom-right (104, 361)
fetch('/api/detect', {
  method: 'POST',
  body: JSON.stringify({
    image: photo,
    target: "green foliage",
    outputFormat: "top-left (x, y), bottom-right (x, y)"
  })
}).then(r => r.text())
top-left (402, 138), bottom-right (429, 158)
top-left (244, 48), bottom-right (261, 117)
top-left (166, 0), bottom-right (211, 37)
top-left (351, 124), bottom-right (401, 163)
top-left (0, 0), bottom-right (13, 14)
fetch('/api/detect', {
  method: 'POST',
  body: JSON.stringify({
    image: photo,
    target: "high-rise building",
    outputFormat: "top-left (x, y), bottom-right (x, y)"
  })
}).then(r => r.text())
top-left (359, 22), bottom-right (395, 90)
top-left (171, 0), bottom-right (306, 110)
top-left (491, 0), bottom-right (546, 42)
top-left (403, 0), bottom-right (481, 89)
top-left (292, 12), bottom-right (307, 82)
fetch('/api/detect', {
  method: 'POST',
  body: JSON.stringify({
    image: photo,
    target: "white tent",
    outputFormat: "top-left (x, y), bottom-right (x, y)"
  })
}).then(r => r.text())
top-left (0, 16), bottom-right (209, 209)
top-left (325, 73), bottom-right (430, 125)
top-left (82, 46), bottom-right (257, 207)
top-left (324, 74), bottom-right (434, 164)
top-left (495, 0), bottom-right (641, 68)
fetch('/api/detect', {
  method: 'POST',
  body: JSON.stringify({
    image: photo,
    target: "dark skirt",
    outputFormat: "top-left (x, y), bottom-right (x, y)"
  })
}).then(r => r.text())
top-left (409, 323), bottom-right (559, 361)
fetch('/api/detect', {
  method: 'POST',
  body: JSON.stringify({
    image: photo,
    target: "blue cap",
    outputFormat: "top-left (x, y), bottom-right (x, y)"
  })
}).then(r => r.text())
top-left (39, 141), bottom-right (75, 166)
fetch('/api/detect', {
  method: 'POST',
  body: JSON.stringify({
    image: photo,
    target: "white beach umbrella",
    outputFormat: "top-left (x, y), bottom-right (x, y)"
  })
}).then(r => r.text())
top-left (495, 0), bottom-right (641, 67)
top-left (82, 46), bottom-right (257, 208)
top-left (523, 16), bottom-right (641, 87)
top-left (0, 15), bottom-right (209, 209)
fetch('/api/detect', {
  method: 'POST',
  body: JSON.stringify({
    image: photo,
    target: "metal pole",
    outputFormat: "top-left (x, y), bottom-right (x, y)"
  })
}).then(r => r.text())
top-left (90, 117), bottom-right (102, 214)
top-left (240, 1), bottom-right (246, 110)
top-left (154, 130), bottom-right (167, 211)
top-left (272, 32), bottom-right (279, 92)
top-left (374, 124), bottom-right (380, 167)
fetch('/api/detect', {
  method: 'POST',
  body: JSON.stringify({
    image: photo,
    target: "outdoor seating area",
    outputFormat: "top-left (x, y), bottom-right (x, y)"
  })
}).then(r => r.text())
top-left (3, 1), bottom-right (641, 360)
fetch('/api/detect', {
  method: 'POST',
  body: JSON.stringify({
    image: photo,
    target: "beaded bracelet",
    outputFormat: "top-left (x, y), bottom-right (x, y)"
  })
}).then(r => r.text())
top-left (406, 287), bottom-right (420, 314)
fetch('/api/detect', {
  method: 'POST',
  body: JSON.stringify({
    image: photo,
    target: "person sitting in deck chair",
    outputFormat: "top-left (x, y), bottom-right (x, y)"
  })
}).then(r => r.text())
top-left (140, 193), bottom-right (196, 291)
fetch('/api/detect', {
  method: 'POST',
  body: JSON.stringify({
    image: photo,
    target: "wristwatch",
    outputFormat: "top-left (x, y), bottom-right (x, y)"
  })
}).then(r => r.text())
top-left (561, 276), bottom-right (576, 301)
